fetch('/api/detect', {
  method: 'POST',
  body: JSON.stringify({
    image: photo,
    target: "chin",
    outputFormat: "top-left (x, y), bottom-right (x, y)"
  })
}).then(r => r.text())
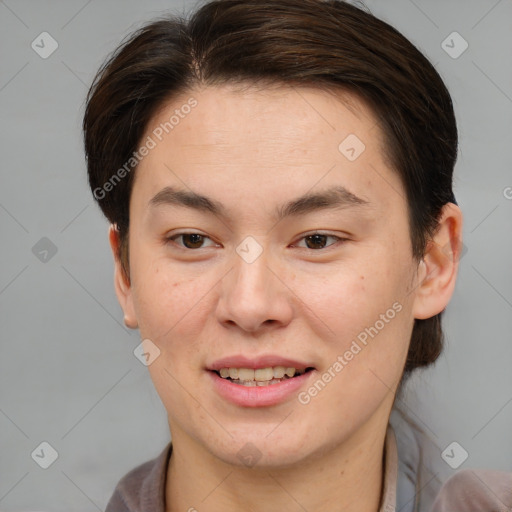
top-left (203, 425), bottom-right (317, 470)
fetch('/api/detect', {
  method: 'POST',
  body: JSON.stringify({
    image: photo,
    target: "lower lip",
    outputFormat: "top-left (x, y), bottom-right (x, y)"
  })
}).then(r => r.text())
top-left (208, 370), bottom-right (315, 407)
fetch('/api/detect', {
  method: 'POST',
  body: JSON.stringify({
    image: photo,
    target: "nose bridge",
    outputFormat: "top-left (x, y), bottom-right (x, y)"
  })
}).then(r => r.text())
top-left (216, 238), bottom-right (293, 332)
top-left (231, 242), bottom-right (274, 310)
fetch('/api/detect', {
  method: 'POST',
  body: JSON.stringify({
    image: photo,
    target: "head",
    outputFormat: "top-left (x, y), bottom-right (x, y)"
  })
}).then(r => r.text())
top-left (83, 0), bottom-right (462, 467)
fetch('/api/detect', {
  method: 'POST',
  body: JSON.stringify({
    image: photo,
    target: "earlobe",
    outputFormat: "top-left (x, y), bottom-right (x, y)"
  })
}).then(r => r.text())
top-left (108, 225), bottom-right (139, 329)
top-left (412, 203), bottom-right (463, 320)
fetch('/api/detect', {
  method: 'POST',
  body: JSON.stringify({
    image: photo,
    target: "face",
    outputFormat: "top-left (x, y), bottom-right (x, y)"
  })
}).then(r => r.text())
top-left (117, 83), bottom-right (424, 468)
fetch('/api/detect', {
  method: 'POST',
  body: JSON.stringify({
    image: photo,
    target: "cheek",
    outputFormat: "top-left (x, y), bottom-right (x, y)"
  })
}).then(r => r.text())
top-left (132, 264), bottom-right (211, 404)
top-left (301, 252), bottom-right (414, 386)
top-left (130, 254), bottom-right (209, 348)
top-left (303, 258), bottom-right (408, 336)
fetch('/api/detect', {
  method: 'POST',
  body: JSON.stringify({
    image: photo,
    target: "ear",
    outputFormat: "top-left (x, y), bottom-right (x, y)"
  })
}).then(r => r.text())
top-left (412, 203), bottom-right (463, 320)
top-left (108, 225), bottom-right (138, 329)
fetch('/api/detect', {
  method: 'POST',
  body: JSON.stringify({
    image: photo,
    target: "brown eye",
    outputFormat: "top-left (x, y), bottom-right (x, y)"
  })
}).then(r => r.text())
top-left (305, 234), bottom-right (329, 249)
top-left (181, 233), bottom-right (205, 249)
top-left (295, 233), bottom-right (342, 250)
top-left (167, 233), bottom-right (216, 249)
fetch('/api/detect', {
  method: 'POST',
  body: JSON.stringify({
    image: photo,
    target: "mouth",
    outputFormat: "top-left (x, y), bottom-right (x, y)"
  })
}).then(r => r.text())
top-left (206, 355), bottom-right (317, 407)
top-left (211, 366), bottom-right (316, 387)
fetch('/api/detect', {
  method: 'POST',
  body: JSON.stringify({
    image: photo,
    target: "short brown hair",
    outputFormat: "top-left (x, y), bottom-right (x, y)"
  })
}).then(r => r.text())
top-left (83, 0), bottom-right (458, 377)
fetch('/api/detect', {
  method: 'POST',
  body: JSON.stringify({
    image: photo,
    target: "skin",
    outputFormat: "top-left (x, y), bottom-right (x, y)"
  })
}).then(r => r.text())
top-left (109, 83), bottom-right (463, 512)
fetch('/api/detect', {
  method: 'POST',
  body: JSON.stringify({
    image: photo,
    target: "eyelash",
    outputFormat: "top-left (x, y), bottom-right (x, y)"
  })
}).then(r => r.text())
top-left (165, 232), bottom-right (347, 251)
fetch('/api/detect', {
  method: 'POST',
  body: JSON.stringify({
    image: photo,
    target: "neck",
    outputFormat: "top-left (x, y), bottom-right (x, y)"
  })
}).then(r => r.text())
top-left (165, 417), bottom-right (389, 512)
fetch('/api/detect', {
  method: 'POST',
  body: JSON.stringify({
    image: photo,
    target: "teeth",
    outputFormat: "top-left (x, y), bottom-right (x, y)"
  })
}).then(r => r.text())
top-left (273, 366), bottom-right (286, 378)
top-left (216, 366), bottom-right (306, 381)
top-left (255, 368), bottom-right (274, 381)
top-left (236, 378), bottom-right (292, 387)
top-left (285, 367), bottom-right (296, 377)
top-left (237, 368), bottom-right (255, 381)
top-left (240, 380), bottom-right (257, 387)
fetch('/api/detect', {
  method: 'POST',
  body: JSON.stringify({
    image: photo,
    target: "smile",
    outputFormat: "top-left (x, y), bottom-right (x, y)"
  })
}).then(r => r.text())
top-left (208, 367), bottom-right (316, 407)
top-left (215, 366), bottom-right (312, 386)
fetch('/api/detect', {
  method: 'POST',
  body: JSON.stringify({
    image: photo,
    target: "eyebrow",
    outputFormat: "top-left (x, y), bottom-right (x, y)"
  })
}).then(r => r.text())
top-left (148, 185), bottom-right (370, 222)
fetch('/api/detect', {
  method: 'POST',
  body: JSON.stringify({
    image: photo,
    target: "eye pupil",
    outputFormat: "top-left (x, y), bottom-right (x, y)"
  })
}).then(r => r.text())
top-left (183, 233), bottom-right (204, 249)
top-left (305, 234), bottom-right (328, 249)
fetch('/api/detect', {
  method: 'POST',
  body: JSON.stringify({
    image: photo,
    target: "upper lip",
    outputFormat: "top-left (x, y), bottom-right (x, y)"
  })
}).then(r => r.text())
top-left (207, 355), bottom-right (315, 371)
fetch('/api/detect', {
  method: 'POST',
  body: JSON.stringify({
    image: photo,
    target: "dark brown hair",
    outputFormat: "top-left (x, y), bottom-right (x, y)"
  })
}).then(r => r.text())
top-left (83, 0), bottom-right (458, 377)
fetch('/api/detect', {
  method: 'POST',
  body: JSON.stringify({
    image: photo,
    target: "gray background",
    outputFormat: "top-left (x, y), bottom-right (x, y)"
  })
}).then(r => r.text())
top-left (1, 0), bottom-right (511, 510)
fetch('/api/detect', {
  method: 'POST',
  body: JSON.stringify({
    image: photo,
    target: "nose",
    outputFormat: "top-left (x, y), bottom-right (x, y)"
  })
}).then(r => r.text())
top-left (215, 243), bottom-right (294, 334)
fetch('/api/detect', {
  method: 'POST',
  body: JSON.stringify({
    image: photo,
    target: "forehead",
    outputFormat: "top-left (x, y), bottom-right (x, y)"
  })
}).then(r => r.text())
top-left (148, 82), bottom-right (380, 154)
top-left (132, 83), bottom-right (405, 219)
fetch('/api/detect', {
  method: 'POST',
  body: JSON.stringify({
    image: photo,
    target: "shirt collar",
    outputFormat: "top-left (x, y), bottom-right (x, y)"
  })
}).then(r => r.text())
top-left (379, 423), bottom-right (398, 512)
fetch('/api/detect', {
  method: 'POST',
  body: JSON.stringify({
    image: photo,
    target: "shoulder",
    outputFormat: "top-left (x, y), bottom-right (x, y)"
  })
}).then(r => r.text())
top-left (431, 468), bottom-right (512, 511)
top-left (390, 406), bottom-right (512, 512)
top-left (105, 442), bottom-right (172, 512)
